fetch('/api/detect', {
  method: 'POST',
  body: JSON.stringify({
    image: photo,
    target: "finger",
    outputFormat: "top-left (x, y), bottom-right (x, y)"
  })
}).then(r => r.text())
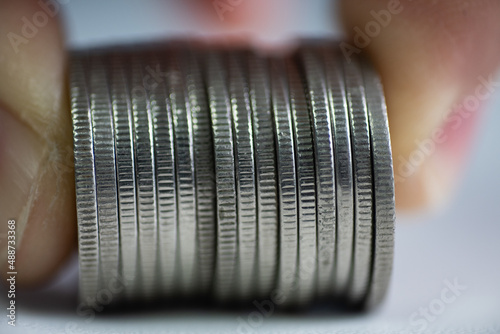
top-left (339, 0), bottom-right (500, 209)
top-left (0, 0), bottom-right (75, 286)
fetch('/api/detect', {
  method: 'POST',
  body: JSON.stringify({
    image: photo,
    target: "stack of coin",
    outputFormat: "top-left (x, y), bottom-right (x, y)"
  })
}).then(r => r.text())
top-left (70, 41), bottom-right (395, 310)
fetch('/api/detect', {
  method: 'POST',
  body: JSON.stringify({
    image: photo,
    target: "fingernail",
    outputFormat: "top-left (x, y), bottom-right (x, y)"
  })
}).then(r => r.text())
top-left (427, 102), bottom-right (482, 198)
top-left (0, 105), bottom-right (45, 257)
top-left (439, 102), bottom-right (482, 162)
top-left (395, 102), bottom-right (482, 210)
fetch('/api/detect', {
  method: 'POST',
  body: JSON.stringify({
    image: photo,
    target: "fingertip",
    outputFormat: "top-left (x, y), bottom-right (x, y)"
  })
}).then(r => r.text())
top-left (0, 0), bottom-right (67, 138)
top-left (0, 0), bottom-right (75, 286)
top-left (340, 0), bottom-right (500, 210)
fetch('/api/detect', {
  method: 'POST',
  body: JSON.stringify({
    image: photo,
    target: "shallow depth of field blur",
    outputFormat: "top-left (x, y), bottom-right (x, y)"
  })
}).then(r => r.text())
top-left (1, 1), bottom-right (499, 333)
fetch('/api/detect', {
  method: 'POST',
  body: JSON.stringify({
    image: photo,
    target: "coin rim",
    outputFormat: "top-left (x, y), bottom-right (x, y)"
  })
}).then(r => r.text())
top-left (361, 57), bottom-right (396, 309)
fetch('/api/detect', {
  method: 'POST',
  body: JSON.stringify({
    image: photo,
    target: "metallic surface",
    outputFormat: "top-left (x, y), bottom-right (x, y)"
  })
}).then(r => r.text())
top-left (270, 58), bottom-right (298, 306)
top-left (131, 53), bottom-right (159, 298)
top-left (148, 51), bottom-right (178, 297)
top-left (71, 42), bottom-right (395, 310)
top-left (287, 57), bottom-right (317, 305)
top-left (185, 48), bottom-right (216, 295)
top-left (343, 55), bottom-right (373, 304)
top-left (206, 51), bottom-right (238, 301)
top-left (247, 52), bottom-right (279, 298)
top-left (168, 49), bottom-right (198, 295)
top-left (322, 47), bottom-right (355, 296)
top-left (300, 49), bottom-right (336, 297)
top-left (89, 54), bottom-right (121, 297)
top-left (228, 52), bottom-right (258, 300)
top-left (71, 54), bottom-right (100, 301)
top-left (109, 52), bottom-right (139, 299)
top-left (361, 58), bottom-right (396, 309)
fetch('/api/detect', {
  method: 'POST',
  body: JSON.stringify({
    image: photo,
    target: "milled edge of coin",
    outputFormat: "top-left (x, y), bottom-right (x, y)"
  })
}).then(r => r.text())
top-left (71, 51), bottom-right (100, 302)
top-left (130, 52), bottom-right (158, 298)
top-left (205, 50), bottom-right (238, 301)
top-left (108, 51), bottom-right (139, 300)
top-left (299, 48), bottom-right (336, 297)
top-left (286, 56), bottom-right (317, 306)
top-left (184, 47), bottom-right (216, 295)
top-left (89, 52), bottom-right (121, 297)
top-left (360, 56), bottom-right (395, 309)
top-left (167, 48), bottom-right (198, 295)
top-left (247, 51), bottom-right (279, 298)
top-left (270, 58), bottom-right (298, 306)
top-left (321, 47), bottom-right (354, 297)
top-left (147, 50), bottom-right (178, 297)
top-left (342, 53), bottom-right (374, 304)
top-left (228, 51), bottom-right (258, 300)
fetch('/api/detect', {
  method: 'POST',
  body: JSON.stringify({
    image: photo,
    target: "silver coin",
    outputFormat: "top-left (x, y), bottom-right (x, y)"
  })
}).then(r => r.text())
top-left (227, 51), bottom-right (258, 300)
top-left (108, 52), bottom-right (139, 299)
top-left (167, 49), bottom-right (198, 295)
top-left (70, 42), bottom-right (396, 308)
top-left (71, 53), bottom-right (100, 302)
top-left (360, 57), bottom-right (395, 309)
top-left (89, 54), bottom-right (120, 294)
top-left (342, 54), bottom-right (373, 304)
top-left (321, 47), bottom-right (354, 296)
top-left (130, 53), bottom-right (158, 298)
top-left (146, 51), bottom-right (178, 297)
top-left (247, 52), bottom-right (278, 298)
top-left (184, 48), bottom-right (216, 294)
top-left (270, 58), bottom-right (298, 306)
top-left (206, 50), bottom-right (238, 301)
top-left (300, 48), bottom-right (336, 297)
top-left (286, 57), bottom-right (317, 305)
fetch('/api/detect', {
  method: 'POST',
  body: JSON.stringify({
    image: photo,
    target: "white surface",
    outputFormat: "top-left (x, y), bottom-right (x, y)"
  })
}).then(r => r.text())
top-left (2, 1), bottom-right (500, 333)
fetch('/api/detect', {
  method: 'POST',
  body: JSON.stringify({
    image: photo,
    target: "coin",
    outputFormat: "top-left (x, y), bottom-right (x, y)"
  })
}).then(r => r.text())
top-left (109, 52), bottom-right (139, 299)
top-left (360, 57), bottom-right (395, 309)
top-left (146, 50), bottom-right (178, 297)
top-left (89, 53), bottom-right (121, 296)
top-left (270, 58), bottom-right (298, 306)
top-left (300, 48), bottom-right (336, 297)
top-left (184, 48), bottom-right (216, 295)
top-left (71, 53), bottom-right (100, 302)
top-left (342, 53), bottom-right (373, 304)
top-left (321, 47), bottom-right (354, 296)
top-left (70, 41), bottom-right (395, 310)
top-left (167, 48), bottom-right (198, 295)
top-left (130, 53), bottom-right (159, 298)
top-left (228, 51), bottom-right (258, 300)
top-left (286, 56), bottom-right (317, 305)
top-left (246, 52), bottom-right (279, 298)
top-left (205, 50), bottom-right (238, 301)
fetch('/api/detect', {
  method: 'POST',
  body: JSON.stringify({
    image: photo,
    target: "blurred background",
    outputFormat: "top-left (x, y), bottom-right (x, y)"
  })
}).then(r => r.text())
top-left (1, 0), bottom-right (500, 333)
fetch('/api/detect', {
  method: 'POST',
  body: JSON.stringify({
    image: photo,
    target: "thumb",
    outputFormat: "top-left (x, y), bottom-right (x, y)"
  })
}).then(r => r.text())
top-left (340, 0), bottom-right (500, 209)
top-left (0, 0), bottom-right (75, 286)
